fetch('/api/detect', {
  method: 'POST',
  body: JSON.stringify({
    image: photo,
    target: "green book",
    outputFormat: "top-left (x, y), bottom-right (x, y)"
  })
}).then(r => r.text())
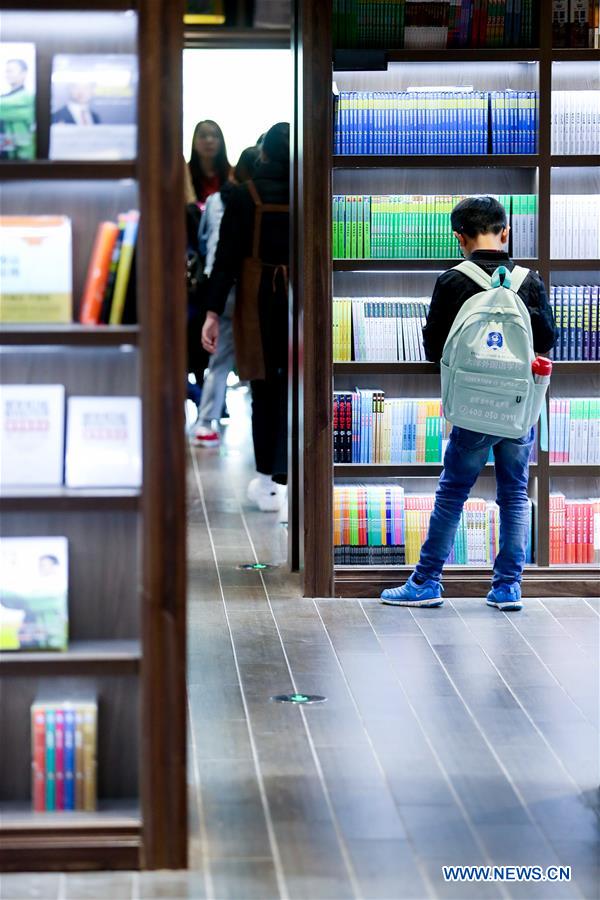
top-left (345, 196), bottom-right (352, 260)
top-left (357, 195), bottom-right (364, 258)
top-left (45, 707), bottom-right (56, 812)
top-left (363, 196), bottom-right (371, 258)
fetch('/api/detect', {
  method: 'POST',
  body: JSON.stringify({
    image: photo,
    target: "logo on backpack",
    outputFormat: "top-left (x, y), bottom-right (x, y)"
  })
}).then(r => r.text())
top-left (486, 331), bottom-right (503, 349)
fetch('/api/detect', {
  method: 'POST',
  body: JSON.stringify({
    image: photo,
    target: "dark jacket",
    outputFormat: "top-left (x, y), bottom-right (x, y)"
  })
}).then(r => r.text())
top-left (422, 250), bottom-right (557, 363)
top-left (205, 160), bottom-right (289, 317)
top-left (51, 105), bottom-right (101, 125)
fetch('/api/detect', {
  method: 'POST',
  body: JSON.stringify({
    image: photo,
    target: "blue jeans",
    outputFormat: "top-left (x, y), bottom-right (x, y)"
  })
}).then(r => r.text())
top-left (414, 426), bottom-right (534, 587)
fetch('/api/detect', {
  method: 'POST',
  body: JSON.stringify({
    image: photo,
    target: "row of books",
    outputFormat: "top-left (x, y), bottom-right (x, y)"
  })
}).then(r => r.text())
top-left (550, 195), bottom-right (600, 261)
top-left (334, 90), bottom-right (538, 156)
top-left (333, 393), bottom-right (449, 463)
top-left (333, 0), bottom-right (539, 49)
top-left (549, 494), bottom-right (599, 564)
top-left (333, 298), bottom-right (429, 361)
top-left (332, 194), bottom-right (537, 259)
top-left (0, 44), bottom-right (137, 161)
top-left (0, 214), bottom-right (139, 325)
top-left (553, 1), bottom-right (600, 48)
top-left (1, 537), bottom-right (68, 652)
top-left (551, 92), bottom-right (600, 156)
top-left (333, 485), bottom-right (534, 565)
top-left (549, 398), bottom-right (600, 464)
top-left (549, 284), bottom-right (600, 360)
top-left (0, 386), bottom-right (142, 489)
top-left (31, 701), bottom-right (96, 812)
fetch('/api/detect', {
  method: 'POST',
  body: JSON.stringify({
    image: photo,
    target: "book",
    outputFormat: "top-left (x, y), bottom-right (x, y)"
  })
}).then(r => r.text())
top-left (0, 536), bottom-right (68, 652)
top-left (79, 221), bottom-right (120, 324)
top-left (108, 210), bottom-right (139, 324)
top-left (0, 384), bottom-right (65, 487)
top-left (334, 484), bottom-right (534, 565)
top-left (0, 42), bottom-right (36, 159)
top-left (0, 216), bottom-right (72, 323)
top-left (334, 297), bottom-right (430, 361)
top-left (550, 284), bottom-right (600, 360)
top-left (552, 91), bottom-right (600, 155)
top-left (30, 701), bottom-right (97, 812)
top-left (549, 397), bottom-right (600, 463)
top-left (49, 54), bottom-right (137, 160)
top-left (65, 395), bottom-right (142, 488)
top-left (550, 494), bottom-right (599, 563)
top-left (551, 195), bottom-right (600, 260)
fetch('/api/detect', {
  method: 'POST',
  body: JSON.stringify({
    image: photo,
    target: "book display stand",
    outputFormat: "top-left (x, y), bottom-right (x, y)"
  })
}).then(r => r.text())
top-left (0, 0), bottom-right (187, 871)
top-left (298, 1), bottom-right (600, 598)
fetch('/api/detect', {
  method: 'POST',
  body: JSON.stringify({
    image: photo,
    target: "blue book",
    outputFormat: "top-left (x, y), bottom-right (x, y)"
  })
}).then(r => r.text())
top-left (583, 285), bottom-right (592, 360)
top-left (591, 286), bottom-right (599, 361)
top-left (63, 707), bottom-right (76, 811)
top-left (45, 708), bottom-right (56, 812)
top-left (575, 286), bottom-right (584, 361)
top-left (567, 285), bottom-right (577, 360)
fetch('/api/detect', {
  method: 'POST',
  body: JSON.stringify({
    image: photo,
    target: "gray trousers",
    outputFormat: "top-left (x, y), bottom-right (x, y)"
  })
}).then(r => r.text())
top-left (198, 292), bottom-right (236, 427)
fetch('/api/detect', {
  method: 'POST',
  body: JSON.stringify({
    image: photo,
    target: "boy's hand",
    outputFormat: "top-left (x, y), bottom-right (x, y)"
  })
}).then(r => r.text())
top-left (202, 312), bottom-right (219, 354)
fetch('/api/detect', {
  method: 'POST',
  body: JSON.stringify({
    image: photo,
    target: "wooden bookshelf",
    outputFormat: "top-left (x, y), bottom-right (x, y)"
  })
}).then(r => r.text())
top-left (299, 0), bottom-right (600, 598)
top-left (0, 0), bottom-right (186, 873)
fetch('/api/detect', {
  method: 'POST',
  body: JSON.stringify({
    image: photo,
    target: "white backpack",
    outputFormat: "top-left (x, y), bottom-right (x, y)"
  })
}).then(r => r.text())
top-left (440, 261), bottom-right (548, 439)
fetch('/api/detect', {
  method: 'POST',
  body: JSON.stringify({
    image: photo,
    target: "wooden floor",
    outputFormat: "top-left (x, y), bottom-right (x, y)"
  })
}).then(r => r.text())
top-left (2, 393), bottom-right (599, 899)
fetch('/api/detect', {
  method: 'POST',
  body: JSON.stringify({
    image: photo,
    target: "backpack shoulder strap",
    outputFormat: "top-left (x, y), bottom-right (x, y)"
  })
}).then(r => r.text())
top-left (452, 259), bottom-right (492, 292)
top-left (507, 265), bottom-right (530, 295)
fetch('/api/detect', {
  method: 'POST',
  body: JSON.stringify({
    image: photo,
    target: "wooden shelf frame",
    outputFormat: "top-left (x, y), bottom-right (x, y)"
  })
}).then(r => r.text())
top-left (0, 325), bottom-right (140, 346)
top-left (300, 0), bottom-right (600, 598)
top-left (0, 0), bottom-right (187, 873)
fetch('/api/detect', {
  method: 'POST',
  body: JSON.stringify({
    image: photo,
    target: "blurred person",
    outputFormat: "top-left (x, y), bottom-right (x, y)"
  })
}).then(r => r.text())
top-left (193, 145), bottom-right (261, 448)
top-left (202, 122), bottom-right (290, 513)
top-left (188, 119), bottom-right (231, 207)
top-left (0, 57), bottom-right (35, 159)
top-left (51, 82), bottom-right (100, 125)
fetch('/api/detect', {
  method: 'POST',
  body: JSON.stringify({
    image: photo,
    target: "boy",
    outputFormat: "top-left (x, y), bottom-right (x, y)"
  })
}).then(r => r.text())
top-left (381, 197), bottom-right (556, 611)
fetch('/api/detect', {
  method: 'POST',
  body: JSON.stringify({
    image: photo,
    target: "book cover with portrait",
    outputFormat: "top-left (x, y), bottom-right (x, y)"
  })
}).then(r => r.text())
top-left (49, 54), bottom-right (137, 160)
top-left (0, 42), bottom-right (36, 159)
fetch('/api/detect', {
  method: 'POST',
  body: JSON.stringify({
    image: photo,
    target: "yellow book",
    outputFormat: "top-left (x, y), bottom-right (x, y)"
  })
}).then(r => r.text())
top-left (82, 703), bottom-right (97, 812)
top-left (109, 210), bottom-right (139, 325)
top-left (0, 216), bottom-right (72, 323)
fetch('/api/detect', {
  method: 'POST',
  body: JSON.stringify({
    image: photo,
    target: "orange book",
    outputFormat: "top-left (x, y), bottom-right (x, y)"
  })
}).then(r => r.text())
top-left (79, 221), bottom-right (119, 324)
top-left (565, 501), bottom-right (576, 565)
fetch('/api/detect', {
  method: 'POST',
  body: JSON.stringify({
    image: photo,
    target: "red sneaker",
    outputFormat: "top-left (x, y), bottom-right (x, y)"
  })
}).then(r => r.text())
top-left (193, 426), bottom-right (220, 448)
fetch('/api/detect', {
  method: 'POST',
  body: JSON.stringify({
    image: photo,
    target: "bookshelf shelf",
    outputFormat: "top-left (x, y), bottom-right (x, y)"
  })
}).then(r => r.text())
top-left (334, 362), bottom-right (439, 374)
top-left (300, 0), bottom-right (600, 599)
top-left (0, 0), bottom-right (186, 872)
top-left (334, 49), bottom-right (543, 69)
top-left (333, 259), bottom-right (540, 271)
top-left (549, 260), bottom-right (600, 270)
top-left (334, 464), bottom-right (538, 478)
top-left (334, 565), bottom-right (599, 598)
top-left (0, 801), bottom-right (141, 870)
top-left (0, 325), bottom-right (140, 346)
top-left (333, 155), bottom-right (540, 169)
top-left (0, 488), bottom-right (141, 512)
top-left (550, 156), bottom-right (600, 168)
top-left (549, 465), bottom-right (600, 477)
top-left (0, 162), bottom-right (137, 181)
top-left (0, 640), bottom-right (141, 675)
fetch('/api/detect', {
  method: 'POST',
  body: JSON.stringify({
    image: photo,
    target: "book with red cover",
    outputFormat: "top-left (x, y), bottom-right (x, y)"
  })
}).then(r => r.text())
top-left (31, 704), bottom-right (46, 812)
top-left (79, 221), bottom-right (119, 324)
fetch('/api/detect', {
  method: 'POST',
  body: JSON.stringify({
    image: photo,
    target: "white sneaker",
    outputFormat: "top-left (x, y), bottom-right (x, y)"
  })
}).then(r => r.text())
top-left (247, 477), bottom-right (283, 512)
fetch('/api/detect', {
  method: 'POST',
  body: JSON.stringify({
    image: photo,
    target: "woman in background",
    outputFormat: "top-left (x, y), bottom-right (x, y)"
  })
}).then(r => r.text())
top-left (188, 119), bottom-right (231, 207)
top-left (193, 145), bottom-right (261, 447)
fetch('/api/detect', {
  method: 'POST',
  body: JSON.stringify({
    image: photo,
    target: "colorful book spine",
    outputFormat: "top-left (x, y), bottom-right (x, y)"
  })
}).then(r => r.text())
top-left (30, 702), bottom-right (97, 812)
top-left (549, 397), bottom-right (600, 463)
top-left (108, 210), bottom-right (140, 325)
top-left (79, 221), bottom-right (120, 324)
top-left (549, 284), bottom-right (600, 360)
top-left (550, 494), bottom-right (600, 564)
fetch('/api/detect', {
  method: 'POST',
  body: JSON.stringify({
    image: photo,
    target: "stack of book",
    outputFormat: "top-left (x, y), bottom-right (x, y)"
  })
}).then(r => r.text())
top-left (549, 284), bottom-right (599, 360)
top-left (334, 485), bottom-right (534, 566)
top-left (549, 397), bottom-right (600, 463)
top-left (551, 92), bottom-right (600, 155)
top-left (334, 90), bottom-right (538, 156)
top-left (551, 195), bottom-right (600, 260)
top-left (552, 1), bottom-right (600, 48)
top-left (332, 194), bottom-right (538, 259)
top-left (333, 392), bottom-right (449, 463)
top-left (549, 494), bottom-right (600, 564)
top-left (79, 211), bottom-right (139, 325)
top-left (332, 0), bottom-right (539, 49)
top-left (333, 297), bottom-right (430, 361)
top-left (31, 700), bottom-right (97, 812)
top-left (334, 483), bottom-right (405, 564)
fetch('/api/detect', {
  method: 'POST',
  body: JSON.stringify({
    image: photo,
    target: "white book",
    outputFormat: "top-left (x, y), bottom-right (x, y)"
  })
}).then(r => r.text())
top-left (0, 384), bottom-right (65, 487)
top-left (65, 395), bottom-right (142, 488)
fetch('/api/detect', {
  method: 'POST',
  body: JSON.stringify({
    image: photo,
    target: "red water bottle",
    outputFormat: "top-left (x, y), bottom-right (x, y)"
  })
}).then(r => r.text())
top-left (532, 356), bottom-right (552, 384)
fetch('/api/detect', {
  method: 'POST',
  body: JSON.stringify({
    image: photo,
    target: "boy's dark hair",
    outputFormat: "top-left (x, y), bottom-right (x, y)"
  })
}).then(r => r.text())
top-left (451, 196), bottom-right (507, 238)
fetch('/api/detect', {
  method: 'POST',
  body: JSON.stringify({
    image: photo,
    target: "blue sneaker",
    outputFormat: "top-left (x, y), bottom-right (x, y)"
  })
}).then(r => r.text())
top-left (486, 583), bottom-right (522, 611)
top-left (380, 574), bottom-right (444, 607)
